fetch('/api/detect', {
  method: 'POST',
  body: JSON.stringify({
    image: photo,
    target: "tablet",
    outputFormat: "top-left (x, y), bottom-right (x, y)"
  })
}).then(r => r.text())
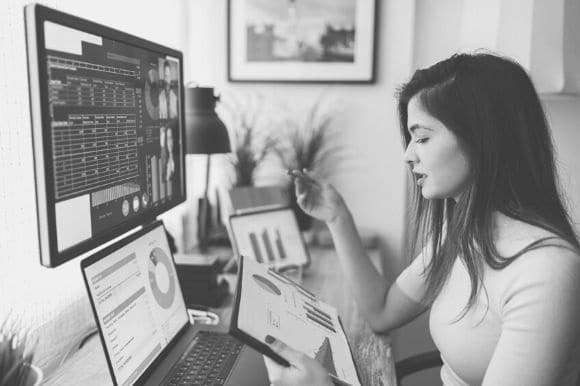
top-left (230, 256), bottom-right (361, 386)
top-left (228, 207), bottom-right (310, 270)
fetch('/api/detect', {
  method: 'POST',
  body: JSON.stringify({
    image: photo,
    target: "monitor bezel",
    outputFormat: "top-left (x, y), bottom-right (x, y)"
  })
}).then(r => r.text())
top-left (25, 4), bottom-right (187, 268)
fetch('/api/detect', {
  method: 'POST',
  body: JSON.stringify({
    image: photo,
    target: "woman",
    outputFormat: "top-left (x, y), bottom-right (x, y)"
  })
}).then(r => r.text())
top-left (265, 53), bottom-right (580, 385)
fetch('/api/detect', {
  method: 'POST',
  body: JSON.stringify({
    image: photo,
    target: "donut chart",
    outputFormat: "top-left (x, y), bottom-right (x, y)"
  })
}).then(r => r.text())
top-left (148, 247), bottom-right (176, 309)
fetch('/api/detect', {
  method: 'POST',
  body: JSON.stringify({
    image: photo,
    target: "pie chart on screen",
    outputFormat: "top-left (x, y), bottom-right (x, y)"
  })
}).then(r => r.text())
top-left (148, 247), bottom-right (176, 308)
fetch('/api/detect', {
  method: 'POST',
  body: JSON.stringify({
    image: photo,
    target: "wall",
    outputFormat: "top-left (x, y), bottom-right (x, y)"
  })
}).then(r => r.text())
top-left (543, 96), bottom-right (580, 230)
top-left (412, 0), bottom-right (580, 227)
top-left (0, 0), bottom-right (188, 359)
top-left (183, 0), bottom-right (414, 275)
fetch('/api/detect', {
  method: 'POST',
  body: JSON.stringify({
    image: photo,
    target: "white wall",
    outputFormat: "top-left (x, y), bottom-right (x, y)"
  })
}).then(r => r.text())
top-left (544, 97), bottom-right (580, 230)
top-left (0, 0), bottom-right (188, 356)
top-left (412, 0), bottom-right (580, 229)
top-left (183, 0), bottom-right (415, 275)
top-left (413, 0), bottom-right (463, 69)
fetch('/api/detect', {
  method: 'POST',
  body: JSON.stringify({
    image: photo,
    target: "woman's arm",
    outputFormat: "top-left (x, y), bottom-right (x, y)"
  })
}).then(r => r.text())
top-left (328, 208), bottom-right (429, 333)
top-left (290, 169), bottom-right (428, 333)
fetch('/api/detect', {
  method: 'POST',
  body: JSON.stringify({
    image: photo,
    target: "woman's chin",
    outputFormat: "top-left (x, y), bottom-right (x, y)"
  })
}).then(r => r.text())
top-left (420, 187), bottom-right (444, 200)
top-left (419, 185), bottom-right (432, 199)
top-left (421, 192), bottom-right (435, 200)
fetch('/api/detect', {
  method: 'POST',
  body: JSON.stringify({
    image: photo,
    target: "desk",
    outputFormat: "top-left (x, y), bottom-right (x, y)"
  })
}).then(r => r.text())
top-left (42, 248), bottom-right (396, 386)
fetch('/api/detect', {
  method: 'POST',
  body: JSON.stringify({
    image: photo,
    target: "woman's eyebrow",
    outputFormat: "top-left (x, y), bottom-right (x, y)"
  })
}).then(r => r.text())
top-left (408, 124), bottom-right (433, 134)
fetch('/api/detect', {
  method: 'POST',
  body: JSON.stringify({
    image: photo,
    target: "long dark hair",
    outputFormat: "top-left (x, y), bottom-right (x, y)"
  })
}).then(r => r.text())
top-left (398, 52), bottom-right (580, 313)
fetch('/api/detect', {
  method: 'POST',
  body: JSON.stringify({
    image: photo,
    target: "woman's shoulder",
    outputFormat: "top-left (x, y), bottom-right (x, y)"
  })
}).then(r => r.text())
top-left (486, 217), bottom-right (579, 317)
top-left (493, 212), bottom-right (578, 257)
top-left (491, 213), bottom-right (580, 282)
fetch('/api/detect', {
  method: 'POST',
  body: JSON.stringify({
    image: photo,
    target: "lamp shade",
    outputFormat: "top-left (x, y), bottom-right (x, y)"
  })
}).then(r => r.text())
top-left (185, 86), bottom-right (230, 154)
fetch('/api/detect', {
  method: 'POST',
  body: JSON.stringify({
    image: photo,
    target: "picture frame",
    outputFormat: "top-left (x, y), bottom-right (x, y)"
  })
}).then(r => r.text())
top-left (227, 0), bottom-right (378, 83)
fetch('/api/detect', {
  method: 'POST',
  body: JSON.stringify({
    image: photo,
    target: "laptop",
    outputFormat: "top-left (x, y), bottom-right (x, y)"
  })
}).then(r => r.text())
top-left (81, 220), bottom-right (269, 386)
top-left (228, 206), bottom-right (311, 271)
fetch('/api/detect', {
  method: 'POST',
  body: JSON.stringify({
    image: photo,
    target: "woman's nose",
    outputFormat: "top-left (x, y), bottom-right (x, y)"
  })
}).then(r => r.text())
top-left (403, 142), bottom-right (417, 164)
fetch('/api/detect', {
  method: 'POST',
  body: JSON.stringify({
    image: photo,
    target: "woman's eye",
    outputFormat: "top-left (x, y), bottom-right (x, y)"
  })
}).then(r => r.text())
top-left (415, 138), bottom-right (429, 144)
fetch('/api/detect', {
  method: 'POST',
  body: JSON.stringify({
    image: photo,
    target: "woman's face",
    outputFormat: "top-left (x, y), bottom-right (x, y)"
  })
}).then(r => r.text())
top-left (404, 96), bottom-right (471, 201)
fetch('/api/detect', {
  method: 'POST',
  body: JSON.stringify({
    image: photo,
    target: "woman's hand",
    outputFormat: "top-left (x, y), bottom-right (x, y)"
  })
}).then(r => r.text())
top-left (263, 336), bottom-right (333, 386)
top-left (287, 169), bottom-right (348, 225)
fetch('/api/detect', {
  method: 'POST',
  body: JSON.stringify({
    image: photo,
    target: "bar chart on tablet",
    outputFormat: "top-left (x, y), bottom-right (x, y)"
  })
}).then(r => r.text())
top-left (229, 208), bottom-right (309, 268)
top-left (248, 228), bottom-right (287, 263)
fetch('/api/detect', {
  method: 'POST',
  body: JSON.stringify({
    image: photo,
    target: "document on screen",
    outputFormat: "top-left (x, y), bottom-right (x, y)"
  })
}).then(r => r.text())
top-left (230, 256), bottom-right (361, 386)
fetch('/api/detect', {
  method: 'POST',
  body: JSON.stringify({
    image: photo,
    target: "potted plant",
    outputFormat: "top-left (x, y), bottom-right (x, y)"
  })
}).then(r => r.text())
top-left (273, 98), bottom-right (344, 231)
top-left (228, 116), bottom-right (275, 188)
top-left (221, 93), bottom-right (280, 213)
top-left (0, 319), bottom-right (42, 386)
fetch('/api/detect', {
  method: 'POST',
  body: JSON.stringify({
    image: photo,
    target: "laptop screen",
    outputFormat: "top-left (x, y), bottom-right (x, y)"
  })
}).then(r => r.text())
top-left (83, 223), bottom-right (188, 385)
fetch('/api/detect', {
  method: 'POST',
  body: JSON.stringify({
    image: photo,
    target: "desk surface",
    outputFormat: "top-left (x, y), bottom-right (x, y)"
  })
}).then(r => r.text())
top-left (42, 248), bottom-right (396, 386)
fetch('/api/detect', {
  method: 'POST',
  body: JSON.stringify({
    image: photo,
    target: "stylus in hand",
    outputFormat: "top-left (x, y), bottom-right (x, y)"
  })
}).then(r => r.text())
top-left (286, 169), bottom-right (348, 225)
top-left (263, 335), bottom-right (333, 386)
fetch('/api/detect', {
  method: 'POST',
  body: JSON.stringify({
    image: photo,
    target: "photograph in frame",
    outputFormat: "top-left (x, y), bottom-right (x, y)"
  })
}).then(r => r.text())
top-left (228, 0), bottom-right (378, 83)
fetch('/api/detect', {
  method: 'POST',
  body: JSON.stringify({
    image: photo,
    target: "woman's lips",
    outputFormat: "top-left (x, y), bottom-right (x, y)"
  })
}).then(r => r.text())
top-left (416, 174), bottom-right (427, 186)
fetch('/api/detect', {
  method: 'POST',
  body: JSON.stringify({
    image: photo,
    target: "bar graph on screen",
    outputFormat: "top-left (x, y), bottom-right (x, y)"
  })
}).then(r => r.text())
top-left (247, 228), bottom-right (289, 264)
top-left (261, 230), bottom-right (275, 262)
top-left (229, 208), bottom-right (310, 269)
top-left (249, 232), bottom-right (263, 263)
top-left (275, 229), bottom-right (286, 259)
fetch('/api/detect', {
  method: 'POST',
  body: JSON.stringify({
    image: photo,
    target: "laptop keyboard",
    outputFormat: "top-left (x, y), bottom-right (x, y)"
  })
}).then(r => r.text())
top-left (167, 331), bottom-right (244, 386)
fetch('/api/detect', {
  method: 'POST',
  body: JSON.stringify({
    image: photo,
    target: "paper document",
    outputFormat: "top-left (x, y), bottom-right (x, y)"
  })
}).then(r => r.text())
top-left (232, 257), bottom-right (361, 385)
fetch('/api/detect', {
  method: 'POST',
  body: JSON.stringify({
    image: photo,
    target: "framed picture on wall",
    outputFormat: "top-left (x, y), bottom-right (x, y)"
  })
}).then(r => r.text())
top-left (227, 0), bottom-right (378, 83)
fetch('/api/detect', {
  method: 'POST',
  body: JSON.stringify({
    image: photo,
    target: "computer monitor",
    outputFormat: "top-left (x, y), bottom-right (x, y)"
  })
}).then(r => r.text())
top-left (25, 4), bottom-right (186, 267)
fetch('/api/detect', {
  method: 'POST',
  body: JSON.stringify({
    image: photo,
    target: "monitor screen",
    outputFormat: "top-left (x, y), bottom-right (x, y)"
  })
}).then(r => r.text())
top-left (25, 5), bottom-right (186, 267)
top-left (82, 221), bottom-right (188, 385)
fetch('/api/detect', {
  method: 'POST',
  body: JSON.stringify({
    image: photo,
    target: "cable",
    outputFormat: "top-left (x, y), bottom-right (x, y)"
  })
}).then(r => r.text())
top-left (58, 326), bottom-right (99, 367)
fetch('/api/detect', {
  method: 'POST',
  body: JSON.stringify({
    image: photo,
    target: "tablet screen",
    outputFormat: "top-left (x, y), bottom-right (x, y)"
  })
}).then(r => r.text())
top-left (231, 256), bottom-right (360, 385)
top-left (229, 208), bottom-right (310, 269)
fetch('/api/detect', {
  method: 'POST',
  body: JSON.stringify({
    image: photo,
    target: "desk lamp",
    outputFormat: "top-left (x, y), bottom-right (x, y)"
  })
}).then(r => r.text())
top-left (185, 86), bottom-right (230, 251)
